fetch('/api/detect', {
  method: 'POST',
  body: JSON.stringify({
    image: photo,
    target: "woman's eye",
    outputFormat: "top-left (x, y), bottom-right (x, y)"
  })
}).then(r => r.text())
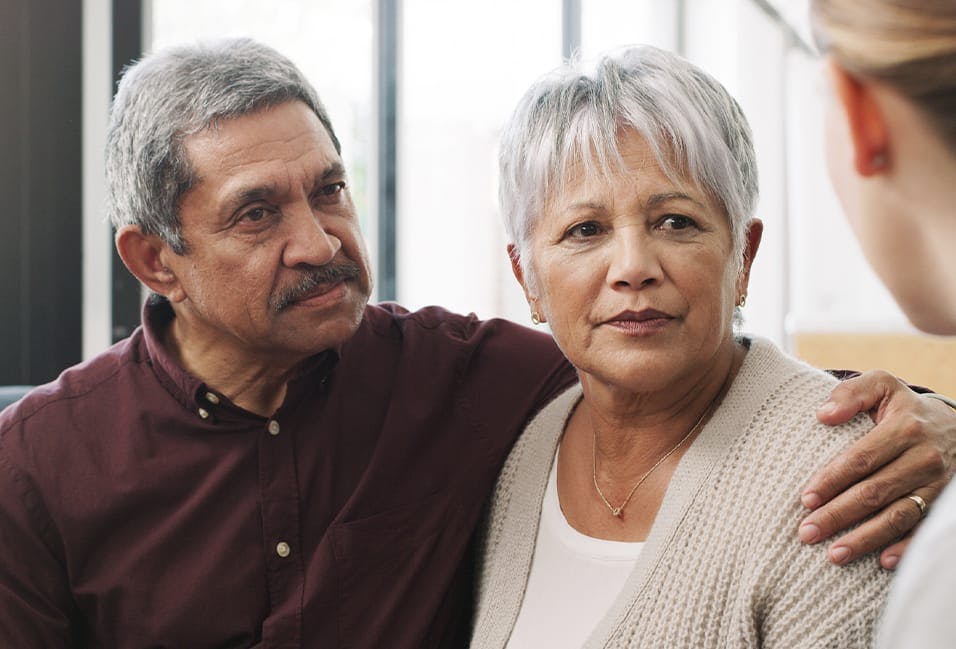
top-left (566, 221), bottom-right (603, 239)
top-left (659, 214), bottom-right (697, 231)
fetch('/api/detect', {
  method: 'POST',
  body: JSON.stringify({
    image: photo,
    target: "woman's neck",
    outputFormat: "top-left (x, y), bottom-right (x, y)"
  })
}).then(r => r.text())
top-left (555, 340), bottom-right (747, 541)
top-left (578, 340), bottom-right (744, 465)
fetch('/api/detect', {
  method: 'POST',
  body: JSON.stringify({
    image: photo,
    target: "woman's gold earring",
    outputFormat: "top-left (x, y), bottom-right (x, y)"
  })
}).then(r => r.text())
top-left (531, 311), bottom-right (542, 325)
top-left (738, 294), bottom-right (747, 308)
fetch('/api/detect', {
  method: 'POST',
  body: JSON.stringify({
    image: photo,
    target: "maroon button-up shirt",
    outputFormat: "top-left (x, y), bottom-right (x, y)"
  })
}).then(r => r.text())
top-left (0, 299), bottom-right (575, 648)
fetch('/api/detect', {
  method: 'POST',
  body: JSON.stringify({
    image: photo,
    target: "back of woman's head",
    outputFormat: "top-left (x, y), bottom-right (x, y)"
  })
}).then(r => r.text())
top-left (811, 0), bottom-right (956, 153)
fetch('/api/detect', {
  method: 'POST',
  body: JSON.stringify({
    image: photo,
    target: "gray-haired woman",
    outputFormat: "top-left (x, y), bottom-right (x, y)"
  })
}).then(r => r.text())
top-left (471, 46), bottom-right (890, 648)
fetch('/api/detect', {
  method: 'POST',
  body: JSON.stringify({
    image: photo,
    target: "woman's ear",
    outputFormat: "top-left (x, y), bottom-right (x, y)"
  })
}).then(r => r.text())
top-left (508, 243), bottom-right (546, 323)
top-left (114, 225), bottom-right (186, 302)
top-left (737, 218), bottom-right (763, 297)
top-left (508, 244), bottom-right (532, 303)
top-left (826, 59), bottom-right (891, 176)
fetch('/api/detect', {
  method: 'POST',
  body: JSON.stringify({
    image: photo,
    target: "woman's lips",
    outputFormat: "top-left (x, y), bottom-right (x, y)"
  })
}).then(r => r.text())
top-left (603, 309), bottom-right (675, 336)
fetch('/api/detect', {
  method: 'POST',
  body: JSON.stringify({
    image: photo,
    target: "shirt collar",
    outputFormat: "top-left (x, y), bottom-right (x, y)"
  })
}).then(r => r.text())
top-left (140, 295), bottom-right (339, 420)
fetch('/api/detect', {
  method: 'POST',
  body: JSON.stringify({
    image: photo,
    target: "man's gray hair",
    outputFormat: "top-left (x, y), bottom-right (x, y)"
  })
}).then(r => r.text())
top-left (106, 38), bottom-right (339, 253)
top-left (499, 45), bottom-right (758, 276)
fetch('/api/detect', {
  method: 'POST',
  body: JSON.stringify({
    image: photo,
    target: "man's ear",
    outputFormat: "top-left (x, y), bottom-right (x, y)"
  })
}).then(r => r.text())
top-left (114, 225), bottom-right (185, 302)
top-left (826, 59), bottom-right (891, 176)
top-left (737, 218), bottom-right (763, 297)
top-left (507, 243), bottom-right (545, 321)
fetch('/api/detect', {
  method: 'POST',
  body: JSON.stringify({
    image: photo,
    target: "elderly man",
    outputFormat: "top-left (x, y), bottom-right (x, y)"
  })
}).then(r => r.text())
top-left (0, 39), bottom-right (951, 648)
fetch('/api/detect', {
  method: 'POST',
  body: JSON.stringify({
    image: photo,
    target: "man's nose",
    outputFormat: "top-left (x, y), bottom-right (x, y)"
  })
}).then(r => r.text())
top-left (606, 226), bottom-right (662, 290)
top-left (282, 204), bottom-right (342, 268)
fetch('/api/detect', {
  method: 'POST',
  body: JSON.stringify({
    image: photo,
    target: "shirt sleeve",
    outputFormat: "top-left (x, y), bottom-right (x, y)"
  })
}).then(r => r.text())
top-left (0, 432), bottom-right (78, 647)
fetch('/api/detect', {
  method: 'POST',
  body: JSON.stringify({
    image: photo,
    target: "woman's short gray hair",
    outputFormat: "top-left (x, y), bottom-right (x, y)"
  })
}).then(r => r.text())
top-left (499, 45), bottom-right (758, 275)
top-left (106, 38), bottom-right (339, 253)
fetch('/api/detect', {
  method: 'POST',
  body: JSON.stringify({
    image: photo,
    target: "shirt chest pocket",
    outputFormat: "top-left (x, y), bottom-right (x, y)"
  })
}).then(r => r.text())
top-left (331, 491), bottom-right (471, 649)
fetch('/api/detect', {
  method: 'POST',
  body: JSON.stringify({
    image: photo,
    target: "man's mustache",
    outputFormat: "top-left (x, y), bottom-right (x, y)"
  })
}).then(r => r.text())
top-left (270, 261), bottom-right (362, 312)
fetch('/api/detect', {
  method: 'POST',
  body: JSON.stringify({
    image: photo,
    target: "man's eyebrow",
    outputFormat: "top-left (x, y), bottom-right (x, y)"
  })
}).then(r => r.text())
top-left (320, 161), bottom-right (347, 182)
top-left (232, 183), bottom-right (278, 206)
top-left (221, 161), bottom-right (348, 212)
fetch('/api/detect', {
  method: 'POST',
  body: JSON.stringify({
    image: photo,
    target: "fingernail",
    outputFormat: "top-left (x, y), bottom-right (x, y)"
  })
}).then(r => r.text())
top-left (801, 492), bottom-right (822, 509)
top-left (799, 522), bottom-right (821, 543)
top-left (883, 554), bottom-right (900, 570)
top-left (830, 546), bottom-right (851, 564)
top-left (817, 401), bottom-right (837, 416)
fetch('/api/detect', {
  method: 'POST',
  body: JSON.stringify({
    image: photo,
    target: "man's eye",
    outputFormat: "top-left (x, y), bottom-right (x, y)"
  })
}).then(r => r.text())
top-left (320, 181), bottom-right (347, 197)
top-left (239, 207), bottom-right (270, 223)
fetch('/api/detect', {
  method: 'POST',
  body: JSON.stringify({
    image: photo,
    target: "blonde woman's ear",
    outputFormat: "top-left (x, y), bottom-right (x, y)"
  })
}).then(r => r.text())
top-left (826, 59), bottom-right (891, 176)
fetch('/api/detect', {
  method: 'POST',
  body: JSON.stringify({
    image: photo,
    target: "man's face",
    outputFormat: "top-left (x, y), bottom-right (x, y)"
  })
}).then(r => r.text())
top-left (162, 100), bottom-right (372, 366)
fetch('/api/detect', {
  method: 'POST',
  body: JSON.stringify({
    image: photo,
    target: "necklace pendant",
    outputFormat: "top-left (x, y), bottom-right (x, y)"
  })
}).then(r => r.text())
top-left (612, 507), bottom-right (622, 517)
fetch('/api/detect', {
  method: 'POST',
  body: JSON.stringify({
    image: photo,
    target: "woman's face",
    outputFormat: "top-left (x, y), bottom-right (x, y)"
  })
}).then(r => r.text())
top-left (517, 130), bottom-right (759, 395)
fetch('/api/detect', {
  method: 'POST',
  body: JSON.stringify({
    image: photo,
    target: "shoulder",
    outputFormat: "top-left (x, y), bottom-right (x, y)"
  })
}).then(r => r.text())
top-left (0, 331), bottom-right (146, 457)
top-left (361, 302), bottom-right (561, 351)
top-left (738, 336), bottom-right (872, 452)
top-left (354, 302), bottom-right (571, 386)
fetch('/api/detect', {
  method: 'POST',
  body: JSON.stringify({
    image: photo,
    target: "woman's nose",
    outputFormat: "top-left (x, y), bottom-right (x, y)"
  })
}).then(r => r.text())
top-left (607, 227), bottom-right (662, 289)
top-left (283, 205), bottom-right (342, 268)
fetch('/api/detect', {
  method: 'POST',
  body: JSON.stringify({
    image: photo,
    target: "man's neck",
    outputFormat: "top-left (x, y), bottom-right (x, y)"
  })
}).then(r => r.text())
top-left (164, 316), bottom-right (303, 417)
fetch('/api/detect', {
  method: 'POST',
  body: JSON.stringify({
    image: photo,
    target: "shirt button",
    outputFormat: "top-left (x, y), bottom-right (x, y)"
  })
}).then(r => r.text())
top-left (198, 408), bottom-right (210, 420)
top-left (205, 392), bottom-right (220, 405)
top-left (268, 420), bottom-right (280, 436)
top-left (276, 541), bottom-right (291, 558)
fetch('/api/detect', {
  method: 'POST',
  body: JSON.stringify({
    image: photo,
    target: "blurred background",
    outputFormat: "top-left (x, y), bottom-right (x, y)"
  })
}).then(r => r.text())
top-left (3, 0), bottom-right (954, 393)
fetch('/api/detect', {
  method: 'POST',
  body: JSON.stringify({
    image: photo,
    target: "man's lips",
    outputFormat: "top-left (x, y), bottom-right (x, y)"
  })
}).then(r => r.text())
top-left (270, 260), bottom-right (362, 312)
top-left (288, 280), bottom-right (347, 306)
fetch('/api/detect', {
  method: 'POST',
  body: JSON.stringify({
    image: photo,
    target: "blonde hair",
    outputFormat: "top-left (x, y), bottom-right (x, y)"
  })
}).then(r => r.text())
top-left (811, 0), bottom-right (956, 152)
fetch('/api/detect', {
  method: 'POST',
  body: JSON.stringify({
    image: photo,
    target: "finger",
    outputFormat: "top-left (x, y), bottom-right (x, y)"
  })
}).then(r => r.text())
top-left (799, 453), bottom-right (943, 543)
top-left (879, 534), bottom-right (914, 570)
top-left (823, 490), bottom-right (933, 565)
top-left (816, 370), bottom-right (900, 426)
top-left (801, 421), bottom-right (916, 510)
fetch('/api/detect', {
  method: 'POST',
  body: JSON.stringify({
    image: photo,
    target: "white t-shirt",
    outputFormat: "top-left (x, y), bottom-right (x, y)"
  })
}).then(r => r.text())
top-left (876, 479), bottom-right (956, 648)
top-left (504, 451), bottom-right (643, 649)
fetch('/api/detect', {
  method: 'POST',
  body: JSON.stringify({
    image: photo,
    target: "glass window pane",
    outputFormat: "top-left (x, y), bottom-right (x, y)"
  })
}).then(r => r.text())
top-left (580, 0), bottom-right (680, 57)
top-left (398, 0), bottom-right (562, 321)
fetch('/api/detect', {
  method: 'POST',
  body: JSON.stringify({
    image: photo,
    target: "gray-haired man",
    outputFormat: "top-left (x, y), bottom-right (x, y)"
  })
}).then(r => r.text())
top-left (0, 38), bottom-right (951, 648)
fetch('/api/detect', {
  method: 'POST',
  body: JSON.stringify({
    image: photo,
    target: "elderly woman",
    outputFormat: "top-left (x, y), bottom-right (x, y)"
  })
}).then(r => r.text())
top-left (471, 46), bottom-right (890, 648)
top-left (811, 1), bottom-right (956, 646)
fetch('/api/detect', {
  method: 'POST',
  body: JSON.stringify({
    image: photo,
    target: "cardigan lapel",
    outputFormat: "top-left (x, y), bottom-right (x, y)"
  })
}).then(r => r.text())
top-left (583, 338), bottom-right (798, 647)
top-left (471, 385), bottom-right (582, 649)
top-left (472, 338), bottom-right (798, 649)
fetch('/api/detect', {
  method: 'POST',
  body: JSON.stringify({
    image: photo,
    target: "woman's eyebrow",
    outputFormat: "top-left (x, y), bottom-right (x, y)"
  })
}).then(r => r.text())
top-left (645, 192), bottom-right (705, 209)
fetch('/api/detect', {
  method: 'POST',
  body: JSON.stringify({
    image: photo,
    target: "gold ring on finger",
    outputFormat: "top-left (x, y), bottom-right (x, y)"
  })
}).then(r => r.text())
top-left (905, 494), bottom-right (928, 518)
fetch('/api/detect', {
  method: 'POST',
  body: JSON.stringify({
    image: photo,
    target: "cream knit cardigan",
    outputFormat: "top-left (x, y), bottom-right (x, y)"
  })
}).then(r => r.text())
top-left (472, 337), bottom-right (890, 649)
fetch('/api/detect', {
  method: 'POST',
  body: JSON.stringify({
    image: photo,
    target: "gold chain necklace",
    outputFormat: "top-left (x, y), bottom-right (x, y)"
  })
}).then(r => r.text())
top-left (591, 394), bottom-right (719, 519)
